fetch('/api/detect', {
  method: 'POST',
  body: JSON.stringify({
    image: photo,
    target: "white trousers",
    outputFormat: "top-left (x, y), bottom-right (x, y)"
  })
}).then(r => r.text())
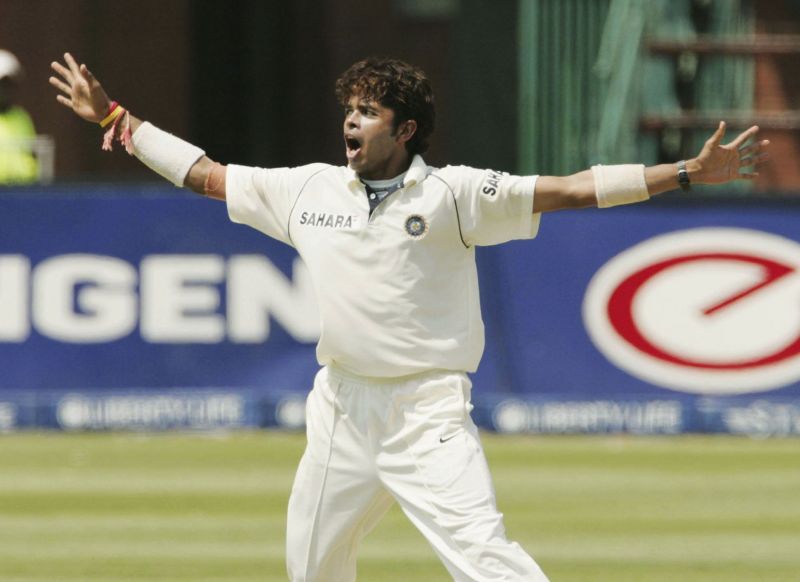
top-left (286, 366), bottom-right (548, 581)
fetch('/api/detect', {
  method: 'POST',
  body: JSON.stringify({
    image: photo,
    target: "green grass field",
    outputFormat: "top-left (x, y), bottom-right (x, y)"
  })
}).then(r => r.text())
top-left (0, 432), bottom-right (798, 581)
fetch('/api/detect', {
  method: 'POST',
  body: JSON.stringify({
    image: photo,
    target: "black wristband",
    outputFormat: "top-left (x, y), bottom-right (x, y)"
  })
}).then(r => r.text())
top-left (677, 160), bottom-right (691, 192)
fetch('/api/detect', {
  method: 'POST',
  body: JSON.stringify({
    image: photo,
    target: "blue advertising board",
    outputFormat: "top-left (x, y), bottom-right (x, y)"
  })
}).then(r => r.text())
top-left (2, 186), bottom-right (800, 435)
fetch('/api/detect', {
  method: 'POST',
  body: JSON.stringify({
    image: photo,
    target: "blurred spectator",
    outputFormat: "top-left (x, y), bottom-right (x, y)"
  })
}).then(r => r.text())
top-left (0, 49), bottom-right (38, 184)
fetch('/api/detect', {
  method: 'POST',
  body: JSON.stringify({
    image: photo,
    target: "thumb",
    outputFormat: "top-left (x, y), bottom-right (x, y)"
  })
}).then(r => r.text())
top-left (707, 121), bottom-right (726, 146)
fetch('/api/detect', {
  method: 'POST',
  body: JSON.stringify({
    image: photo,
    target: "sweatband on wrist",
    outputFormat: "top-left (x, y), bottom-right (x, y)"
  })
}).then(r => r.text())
top-left (101, 105), bottom-right (132, 153)
top-left (131, 122), bottom-right (205, 187)
top-left (99, 102), bottom-right (122, 128)
top-left (591, 164), bottom-right (649, 208)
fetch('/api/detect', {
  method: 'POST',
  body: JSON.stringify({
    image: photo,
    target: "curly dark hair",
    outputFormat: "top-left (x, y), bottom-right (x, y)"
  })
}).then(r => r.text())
top-left (335, 57), bottom-right (435, 157)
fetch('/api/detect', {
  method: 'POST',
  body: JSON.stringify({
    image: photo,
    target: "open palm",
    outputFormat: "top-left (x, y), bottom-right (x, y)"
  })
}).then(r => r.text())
top-left (49, 53), bottom-right (111, 123)
top-left (696, 122), bottom-right (769, 184)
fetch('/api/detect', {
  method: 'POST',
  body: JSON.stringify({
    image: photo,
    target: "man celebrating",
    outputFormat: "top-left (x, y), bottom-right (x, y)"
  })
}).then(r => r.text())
top-left (51, 52), bottom-right (767, 581)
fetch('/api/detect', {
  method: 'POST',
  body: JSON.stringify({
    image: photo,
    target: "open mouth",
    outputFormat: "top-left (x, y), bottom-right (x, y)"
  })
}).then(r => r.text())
top-left (345, 136), bottom-right (362, 160)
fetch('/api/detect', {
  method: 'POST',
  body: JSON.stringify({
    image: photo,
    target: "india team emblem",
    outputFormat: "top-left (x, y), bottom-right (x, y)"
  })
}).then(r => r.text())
top-left (405, 214), bottom-right (429, 239)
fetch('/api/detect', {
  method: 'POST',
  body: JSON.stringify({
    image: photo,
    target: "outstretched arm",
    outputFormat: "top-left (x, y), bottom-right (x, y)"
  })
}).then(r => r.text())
top-left (533, 122), bottom-right (770, 213)
top-left (49, 53), bottom-right (225, 199)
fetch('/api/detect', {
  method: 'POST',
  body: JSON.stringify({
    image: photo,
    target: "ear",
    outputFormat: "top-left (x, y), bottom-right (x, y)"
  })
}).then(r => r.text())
top-left (395, 119), bottom-right (418, 145)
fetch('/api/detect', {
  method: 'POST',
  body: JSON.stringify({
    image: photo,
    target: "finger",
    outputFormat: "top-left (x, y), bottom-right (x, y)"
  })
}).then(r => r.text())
top-left (48, 76), bottom-right (72, 95)
top-left (51, 61), bottom-right (74, 83)
top-left (729, 125), bottom-right (759, 149)
top-left (80, 63), bottom-right (94, 82)
top-left (739, 156), bottom-right (757, 167)
top-left (739, 138), bottom-right (769, 150)
top-left (707, 121), bottom-right (726, 146)
top-left (741, 152), bottom-right (770, 166)
top-left (55, 94), bottom-right (74, 109)
top-left (738, 141), bottom-right (763, 157)
top-left (64, 52), bottom-right (81, 77)
top-left (738, 171), bottom-right (759, 180)
top-left (739, 149), bottom-right (769, 165)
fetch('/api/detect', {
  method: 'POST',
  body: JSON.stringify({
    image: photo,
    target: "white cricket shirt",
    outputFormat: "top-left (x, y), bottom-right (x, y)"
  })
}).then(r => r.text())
top-left (226, 155), bottom-right (540, 377)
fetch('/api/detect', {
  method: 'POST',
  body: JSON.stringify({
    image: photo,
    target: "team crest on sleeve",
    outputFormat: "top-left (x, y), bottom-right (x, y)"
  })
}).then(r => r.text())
top-left (404, 215), bottom-right (429, 239)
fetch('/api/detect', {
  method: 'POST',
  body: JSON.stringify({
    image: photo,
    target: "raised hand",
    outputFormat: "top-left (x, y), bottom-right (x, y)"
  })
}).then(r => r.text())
top-left (49, 53), bottom-right (111, 123)
top-left (694, 122), bottom-right (770, 184)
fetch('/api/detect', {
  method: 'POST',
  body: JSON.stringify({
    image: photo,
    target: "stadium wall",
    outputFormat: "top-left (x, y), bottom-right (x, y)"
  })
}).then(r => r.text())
top-left (2, 186), bottom-right (800, 436)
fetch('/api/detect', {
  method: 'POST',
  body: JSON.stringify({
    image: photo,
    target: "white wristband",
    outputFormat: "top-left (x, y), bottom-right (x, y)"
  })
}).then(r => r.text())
top-left (591, 164), bottom-right (649, 208)
top-left (131, 122), bottom-right (205, 187)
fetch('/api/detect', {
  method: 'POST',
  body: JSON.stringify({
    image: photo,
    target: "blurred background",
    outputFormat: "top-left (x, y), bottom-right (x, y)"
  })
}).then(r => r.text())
top-left (1, 0), bottom-right (798, 189)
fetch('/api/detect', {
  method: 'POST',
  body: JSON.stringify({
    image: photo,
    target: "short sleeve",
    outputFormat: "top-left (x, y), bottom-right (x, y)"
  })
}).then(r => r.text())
top-left (445, 166), bottom-right (540, 247)
top-left (225, 163), bottom-right (330, 246)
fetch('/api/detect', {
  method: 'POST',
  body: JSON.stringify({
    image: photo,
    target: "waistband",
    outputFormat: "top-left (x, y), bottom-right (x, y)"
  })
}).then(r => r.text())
top-left (325, 363), bottom-right (462, 387)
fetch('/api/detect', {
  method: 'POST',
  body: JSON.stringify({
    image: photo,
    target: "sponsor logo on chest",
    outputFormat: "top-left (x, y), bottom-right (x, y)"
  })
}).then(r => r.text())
top-left (298, 211), bottom-right (360, 230)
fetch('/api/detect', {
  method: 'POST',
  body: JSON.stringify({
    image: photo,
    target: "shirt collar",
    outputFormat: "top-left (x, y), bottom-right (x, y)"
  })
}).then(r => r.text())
top-left (403, 154), bottom-right (429, 187)
top-left (346, 154), bottom-right (429, 191)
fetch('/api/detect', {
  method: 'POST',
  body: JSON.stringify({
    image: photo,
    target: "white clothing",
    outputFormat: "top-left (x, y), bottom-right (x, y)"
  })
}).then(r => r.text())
top-left (225, 154), bottom-right (548, 580)
top-left (226, 155), bottom-right (540, 378)
top-left (286, 366), bottom-right (549, 582)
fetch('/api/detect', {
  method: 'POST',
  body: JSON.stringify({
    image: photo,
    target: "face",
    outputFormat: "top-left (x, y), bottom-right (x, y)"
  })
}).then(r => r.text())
top-left (343, 95), bottom-right (415, 180)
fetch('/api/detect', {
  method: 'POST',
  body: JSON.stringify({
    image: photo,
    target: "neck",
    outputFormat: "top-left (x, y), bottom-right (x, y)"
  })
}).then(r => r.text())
top-left (361, 172), bottom-right (405, 187)
top-left (359, 151), bottom-right (412, 181)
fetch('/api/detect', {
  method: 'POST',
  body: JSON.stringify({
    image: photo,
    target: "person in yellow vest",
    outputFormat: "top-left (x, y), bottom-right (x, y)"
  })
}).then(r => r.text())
top-left (0, 49), bottom-right (38, 184)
